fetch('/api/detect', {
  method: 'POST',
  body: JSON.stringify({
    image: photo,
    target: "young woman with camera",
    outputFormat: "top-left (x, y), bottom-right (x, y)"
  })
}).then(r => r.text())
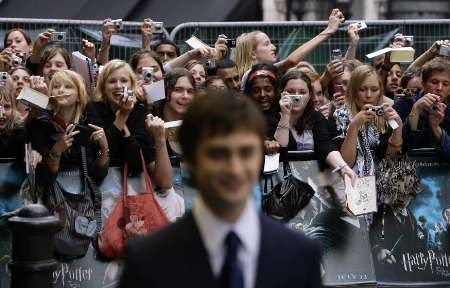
top-left (273, 69), bottom-right (356, 180)
top-left (85, 60), bottom-right (172, 188)
top-left (330, 65), bottom-right (403, 176)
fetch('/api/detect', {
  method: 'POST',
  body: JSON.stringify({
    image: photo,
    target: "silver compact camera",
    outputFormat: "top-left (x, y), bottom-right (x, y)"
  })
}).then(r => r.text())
top-left (111, 19), bottom-right (123, 31)
top-left (402, 35), bottom-right (414, 47)
top-left (10, 54), bottom-right (22, 67)
top-left (122, 87), bottom-right (133, 98)
top-left (51, 32), bottom-right (66, 42)
top-left (439, 45), bottom-right (450, 57)
top-left (290, 95), bottom-right (302, 106)
top-left (370, 106), bottom-right (385, 116)
top-left (0, 72), bottom-right (8, 81)
top-left (205, 57), bottom-right (216, 69)
top-left (142, 67), bottom-right (154, 83)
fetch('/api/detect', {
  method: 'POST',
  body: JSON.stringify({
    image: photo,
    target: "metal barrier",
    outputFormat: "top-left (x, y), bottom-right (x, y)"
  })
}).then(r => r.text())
top-left (0, 18), bottom-right (170, 62)
top-left (170, 20), bottom-right (450, 73)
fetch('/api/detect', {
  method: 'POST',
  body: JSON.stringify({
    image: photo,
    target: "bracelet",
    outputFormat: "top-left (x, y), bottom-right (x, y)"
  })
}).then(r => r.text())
top-left (98, 148), bottom-right (110, 158)
top-left (388, 139), bottom-right (402, 148)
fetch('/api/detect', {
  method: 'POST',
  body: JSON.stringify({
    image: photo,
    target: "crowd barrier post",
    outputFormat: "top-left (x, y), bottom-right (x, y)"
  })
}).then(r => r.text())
top-left (7, 204), bottom-right (61, 288)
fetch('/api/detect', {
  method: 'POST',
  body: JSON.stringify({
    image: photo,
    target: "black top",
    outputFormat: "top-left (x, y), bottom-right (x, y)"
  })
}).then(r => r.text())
top-left (84, 101), bottom-right (155, 175)
top-left (281, 111), bottom-right (338, 162)
top-left (0, 125), bottom-right (27, 161)
top-left (263, 105), bottom-right (281, 140)
top-left (26, 113), bottom-right (107, 186)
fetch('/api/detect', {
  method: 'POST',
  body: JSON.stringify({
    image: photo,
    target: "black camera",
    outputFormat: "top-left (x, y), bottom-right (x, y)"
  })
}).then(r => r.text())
top-left (74, 124), bottom-right (95, 146)
top-left (370, 106), bottom-right (385, 116)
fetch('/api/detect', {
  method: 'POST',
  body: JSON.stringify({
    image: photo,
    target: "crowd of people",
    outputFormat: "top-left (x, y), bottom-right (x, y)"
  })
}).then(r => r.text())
top-left (0, 8), bottom-right (449, 285)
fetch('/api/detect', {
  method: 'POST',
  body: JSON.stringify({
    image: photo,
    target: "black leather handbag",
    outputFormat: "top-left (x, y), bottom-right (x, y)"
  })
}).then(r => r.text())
top-left (262, 162), bottom-right (315, 221)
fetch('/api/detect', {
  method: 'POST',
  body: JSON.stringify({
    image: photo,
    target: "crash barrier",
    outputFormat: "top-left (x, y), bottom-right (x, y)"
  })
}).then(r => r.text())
top-left (0, 149), bottom-right (449, 287)
top-left (0, 18), bottom-right (170, 62)
top-left (170, 19), bottom-right (450, 73)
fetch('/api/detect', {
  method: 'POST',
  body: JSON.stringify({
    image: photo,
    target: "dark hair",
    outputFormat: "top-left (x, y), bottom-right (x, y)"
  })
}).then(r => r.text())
top-left (243, 63), bottom-right (279, 95)
top-left (4, 28), bottom-right (32, 48)
top-left (209, 58), bottom-right (238, 76)
top-left (165, 68), bottom-right (195, 100)
top-left (280, 70), bottom-right (315, 135)
top-left (129, 49), bottom-right (164, 74)
top-left (400, 68), bottom-right (421, 89)
top-left (422, 57), bottom-right (450, 83)
top-left (9, 65), bottom-right (32, 76)
top-left (179, 90), bottom-right (265, 165)
top-left (205, 76), bottom-right (229, 89)
top-left (38, 47), bottom-right (71, 75)
top-left (154, 39), bottom-right (180, 57)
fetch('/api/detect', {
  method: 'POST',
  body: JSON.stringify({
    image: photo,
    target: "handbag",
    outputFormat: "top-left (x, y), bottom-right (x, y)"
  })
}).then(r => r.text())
top-left (376, 153), bottom-right (422, 209)
top-left (262, 161), bottom-right (315, 221)
top-left (98, 151), bottom-right (169, 258)
top-left (46, 147), bottom-right (96, 257)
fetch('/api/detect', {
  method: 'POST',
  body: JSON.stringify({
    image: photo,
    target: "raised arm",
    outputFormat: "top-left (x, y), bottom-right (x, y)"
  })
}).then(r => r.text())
top-left (275, 8), bottom-right (345, 72)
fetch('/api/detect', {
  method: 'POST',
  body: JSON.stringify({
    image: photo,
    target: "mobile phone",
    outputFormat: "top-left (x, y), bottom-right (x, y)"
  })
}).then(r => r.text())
top-left (74, 124), bottom-right (95, 146)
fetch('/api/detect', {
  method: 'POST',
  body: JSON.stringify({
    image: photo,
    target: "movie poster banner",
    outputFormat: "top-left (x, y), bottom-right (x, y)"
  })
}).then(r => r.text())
top-left (370, 155), bottom-right (450, 286)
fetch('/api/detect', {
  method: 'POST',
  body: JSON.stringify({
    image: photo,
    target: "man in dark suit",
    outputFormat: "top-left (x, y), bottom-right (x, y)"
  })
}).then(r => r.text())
top-left (119, 90), bottom-right (322, 288)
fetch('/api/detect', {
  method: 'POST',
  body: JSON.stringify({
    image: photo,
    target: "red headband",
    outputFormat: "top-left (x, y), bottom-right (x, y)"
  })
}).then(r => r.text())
top-left (247, 70), bottom-right (277, 82)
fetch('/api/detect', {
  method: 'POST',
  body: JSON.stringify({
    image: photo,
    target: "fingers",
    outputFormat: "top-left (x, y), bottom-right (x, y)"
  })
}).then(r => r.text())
top-left (87, 123), bottom-right (102, 130)
top-left (66, 124), bottom-right (75, 134)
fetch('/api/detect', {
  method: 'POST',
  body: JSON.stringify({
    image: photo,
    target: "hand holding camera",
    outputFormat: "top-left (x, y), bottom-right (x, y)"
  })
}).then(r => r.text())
top-left (146, 114), bottom-right (166, 143)
top-left (88, 124), bottom-right (108, 151)
top-left (101, 18), bottom-right (116, 43)
top-left (279, 93), bottom-right (293, 116)
top-left (81, 38), bottom-right (96, 61)
top-left (429, 102), bottom-right (446, 128)
top-left (141, 18), bottom-right (154, 49)
top-left (365, 105), bottom-right (399, 130)
top-left (118, 86), bottom-right (136, 113)
top-left (413, 93), bottom-right (441, 113)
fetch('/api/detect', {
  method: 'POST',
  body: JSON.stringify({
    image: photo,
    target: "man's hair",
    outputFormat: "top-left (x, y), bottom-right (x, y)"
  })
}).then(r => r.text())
top-left (179, 90), bottom-right (266, 164)
top-left (422, 57), bottom-right (450, 83)
top-left (154, 39), bottom-right (180, 57)
top-left (400, 68), bottom-right (421, 89)
top-left (209, 58), bottom-right (237, 76)
top-left (129, 49), bottom-right (164, 74)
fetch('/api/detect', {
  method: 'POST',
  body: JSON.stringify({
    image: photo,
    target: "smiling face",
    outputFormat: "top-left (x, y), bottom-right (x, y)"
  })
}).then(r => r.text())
top-left (11, 69), bottom-right (31, 98)
top-left (192, 130), bottom-right (262, 213)
top-left (104, 67), bottom-right (133, 108)
top-left (253, 32), bottom-right (277, 64)
top-left (283, 78), bottom-right (311, 113)
top-left (167, 76), bottom-right (195, 117)
top-left (42, 53), bottom-right (69, 84)
top-left (386, 64), bottom-right (402, 94)
top-left (249, 77), bottom-right (276, 111)
top-left (356, 73), bottom-right (381, 109)
top-left (135, 55), bottom-right (163, 82)
top-left (5, 30), bottom-right (31, 56)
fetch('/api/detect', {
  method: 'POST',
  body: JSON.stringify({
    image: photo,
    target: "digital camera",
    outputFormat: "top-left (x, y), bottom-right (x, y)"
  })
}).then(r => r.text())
top-left (10, 54), bottom-right (22, 67)
top-left (122, 86), bottom-right (133, 98)
top-left (402, 35), bottom-right (414, 47)
top-left (51, 32), bottom-right (66, 42)
top-left (439, 45), bottom-right (450, 57)
top-left (142, 67), bottom-right (154, 82)
top-left (206, 57), bottom-right (216, 69)
top-left (331, 49), bottom-right (343, 74)
top-left (111, 19), bottom-right (123, 31)
top-left (290, 95), bottom-right (302, 106)
top-left (0, 72), bottom-right (8, 81)
top-left (370, 106), bottom-right (385, 116)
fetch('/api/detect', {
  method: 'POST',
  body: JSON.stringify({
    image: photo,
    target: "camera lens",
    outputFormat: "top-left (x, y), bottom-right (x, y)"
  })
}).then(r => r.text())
top-left (57, 34), bottom-right (63, 41)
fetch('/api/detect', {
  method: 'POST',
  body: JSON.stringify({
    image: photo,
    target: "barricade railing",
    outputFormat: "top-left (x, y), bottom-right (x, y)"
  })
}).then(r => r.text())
top-left (0, 148), bottom-right (449, 287)
top-left (0, 18), bottom-right (170, 62)
top-left (170, 20), bottom-right (450, 73)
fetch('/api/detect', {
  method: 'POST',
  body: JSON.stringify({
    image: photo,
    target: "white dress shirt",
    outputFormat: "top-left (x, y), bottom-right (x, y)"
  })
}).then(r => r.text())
top-left (192, 196), bottom-right (261, 288)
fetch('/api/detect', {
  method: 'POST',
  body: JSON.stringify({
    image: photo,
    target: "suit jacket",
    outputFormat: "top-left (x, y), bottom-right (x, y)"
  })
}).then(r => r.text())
top-left (119, 212), bottom-right (322, 288)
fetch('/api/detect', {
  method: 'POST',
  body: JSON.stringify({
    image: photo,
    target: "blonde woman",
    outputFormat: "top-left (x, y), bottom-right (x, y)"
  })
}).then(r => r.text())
top-left (35, 70), bottom-right (109, 185)
top-left (85, 59), bottom-right (172, 188)
top-left (234, 8), bottom-right (345, 80)
top-left (331, 65), bottom-right (403, 176)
